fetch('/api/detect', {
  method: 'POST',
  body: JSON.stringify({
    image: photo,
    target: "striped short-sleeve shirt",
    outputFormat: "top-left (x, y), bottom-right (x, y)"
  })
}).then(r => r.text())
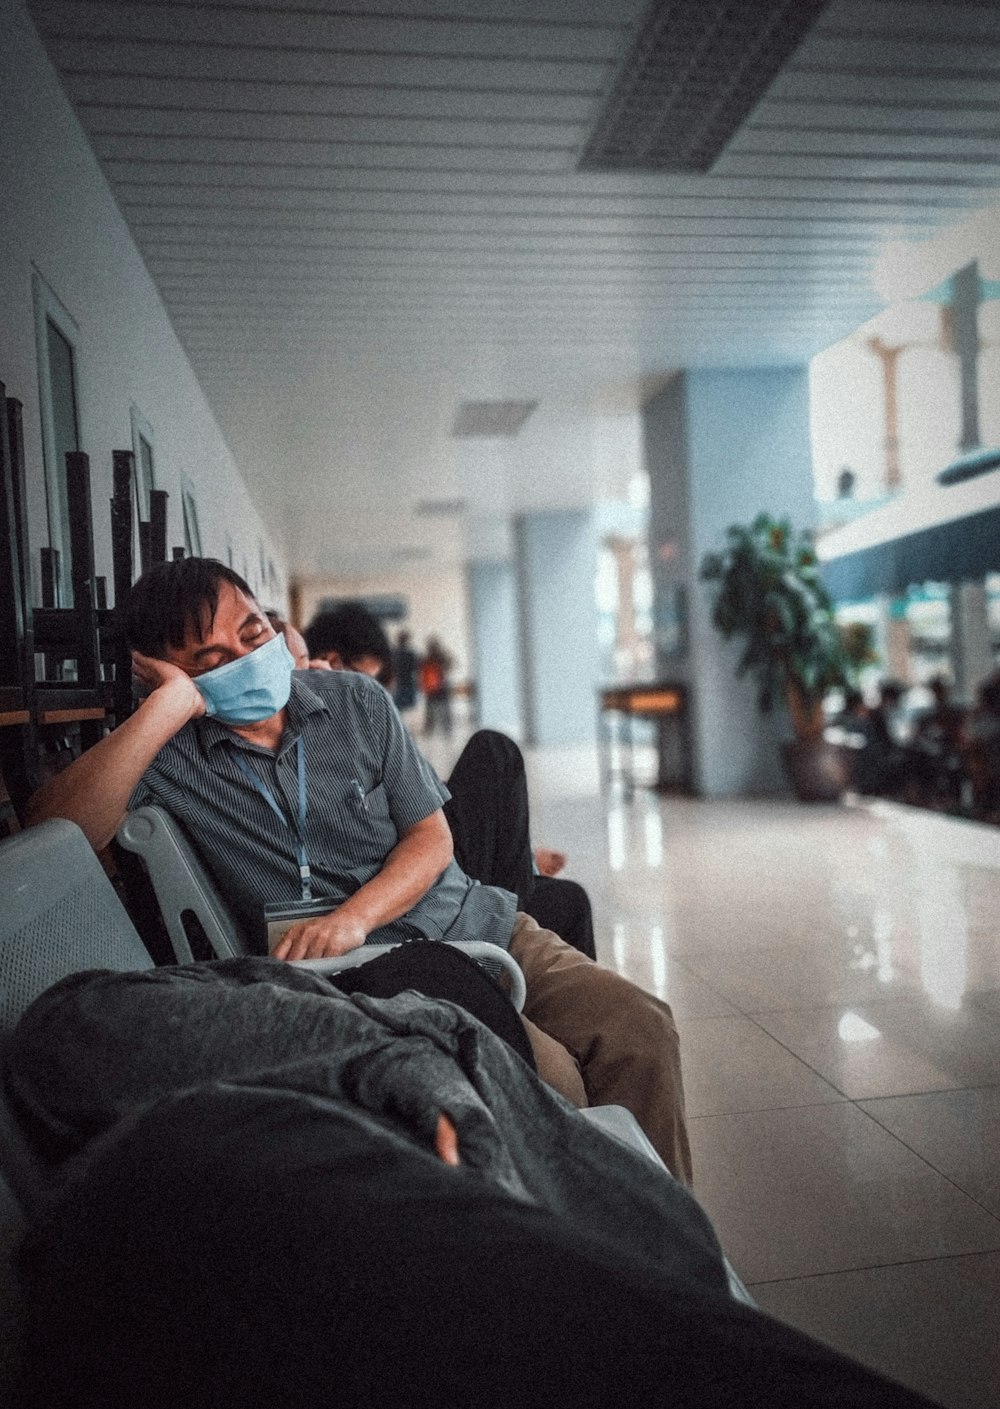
top-left (129, 670), bottom-right (517, 952)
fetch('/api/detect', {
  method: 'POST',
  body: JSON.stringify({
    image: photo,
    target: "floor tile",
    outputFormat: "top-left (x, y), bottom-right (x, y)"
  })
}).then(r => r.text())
top-left (516, 765), bottom-right (1000, 1404)
top-left (933, 932), bottom-right (1000, 995)
top-left (678, 1015), bottom-right (844, 1116)
top-left (860, 1088), bottom-right (1000, 1217)
top-left (752, 1252), bottom-right (1000, 1409)
top-left (969, 989), bottom-right (1000, 1017)
top-left (755, 1000), bottom-right (1000, 1100)
top-left (678, 942), bottom-right (927, 1013)
top-left (608, 940), bottom-right (737, 1017)
top-left (687, 1103), bottom-right (1000, 1283)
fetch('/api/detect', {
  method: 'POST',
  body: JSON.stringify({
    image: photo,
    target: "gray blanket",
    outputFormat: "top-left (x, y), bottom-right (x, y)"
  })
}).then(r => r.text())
top-left (4, 956), bottom-right (726, 1292)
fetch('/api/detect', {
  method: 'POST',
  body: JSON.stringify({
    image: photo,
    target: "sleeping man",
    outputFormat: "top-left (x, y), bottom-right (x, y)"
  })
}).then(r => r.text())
top-left (8, 953), bottom-right (934, 1409)
top-left (26, 557), bottom-right (689, 1181)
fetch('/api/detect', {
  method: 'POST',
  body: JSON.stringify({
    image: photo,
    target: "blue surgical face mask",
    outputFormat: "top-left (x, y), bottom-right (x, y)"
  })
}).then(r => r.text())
top-left (194, 632), bottom-right (295, 724)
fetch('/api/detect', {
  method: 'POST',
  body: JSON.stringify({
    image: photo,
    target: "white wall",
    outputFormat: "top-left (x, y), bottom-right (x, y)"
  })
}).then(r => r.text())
top-left (0, 0), bottom-right (284, 607)
top-left (466, 560), bottom-right (522, 736)
top-left (295, 565), bottom-right (471, 681)
top-left (514, 509), bottom-right (601, 747)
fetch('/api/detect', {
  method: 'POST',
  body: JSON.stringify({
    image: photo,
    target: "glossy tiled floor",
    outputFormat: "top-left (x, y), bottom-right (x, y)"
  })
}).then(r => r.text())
top-left (425, 729), bottom-right (1000, 1409)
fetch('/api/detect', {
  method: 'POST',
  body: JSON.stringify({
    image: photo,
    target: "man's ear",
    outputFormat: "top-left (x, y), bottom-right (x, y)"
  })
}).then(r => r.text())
top-left (317, 650), bottom-right (345, 670)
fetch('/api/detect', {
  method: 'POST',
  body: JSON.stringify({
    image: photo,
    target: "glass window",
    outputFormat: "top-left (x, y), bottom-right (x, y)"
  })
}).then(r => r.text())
top-left (129, 405), bottom-right (156, 566)
top-left (33, 273), bottom-right (82, 605)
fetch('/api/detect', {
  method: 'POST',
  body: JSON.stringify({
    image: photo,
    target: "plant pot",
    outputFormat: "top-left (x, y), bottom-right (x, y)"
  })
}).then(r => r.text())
top-left (780, 738), bottom-right (850, 802)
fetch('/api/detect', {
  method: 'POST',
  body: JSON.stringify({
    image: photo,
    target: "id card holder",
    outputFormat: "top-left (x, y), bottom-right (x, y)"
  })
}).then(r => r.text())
top-left (263, 896), bottom-right (336, 953)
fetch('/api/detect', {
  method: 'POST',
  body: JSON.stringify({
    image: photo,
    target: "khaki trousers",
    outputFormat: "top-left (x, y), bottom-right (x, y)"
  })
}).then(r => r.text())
top-left (511, 912), bottom-right (692, 1187)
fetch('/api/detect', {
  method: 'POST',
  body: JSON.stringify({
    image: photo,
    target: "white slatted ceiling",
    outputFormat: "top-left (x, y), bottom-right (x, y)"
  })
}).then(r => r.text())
top-left (23, 0), bottom-right (1000, 572)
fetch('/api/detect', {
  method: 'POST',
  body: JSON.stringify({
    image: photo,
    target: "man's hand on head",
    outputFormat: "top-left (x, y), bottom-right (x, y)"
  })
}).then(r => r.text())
top-left (272, 907), bottom-right (368, 961)
top-left (131, 650), bottom-right (207, 722)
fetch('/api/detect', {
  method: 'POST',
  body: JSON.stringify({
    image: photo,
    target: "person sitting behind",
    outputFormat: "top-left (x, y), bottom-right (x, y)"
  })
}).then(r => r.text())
top-left (303, 602), bottom-right (394, 684)
top-left (264, 610), bottom-right (331, 672)
top-left (26, 558), bottom-right (688, 1180)
top-left (961, 670), bottom-right (1000, 821)
top-left (301, 601), bottom-right (597, 960)
top-left (392, 628), bottom-right (420, 713)
top-left (909, 676), bottom-right (966, 809)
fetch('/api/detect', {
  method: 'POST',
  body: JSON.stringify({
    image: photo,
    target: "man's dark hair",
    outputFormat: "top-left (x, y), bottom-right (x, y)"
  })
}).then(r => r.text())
top-left (124, 558), bottom-right (256, 657)
top-left (303, 603), bottom-right (392, 673)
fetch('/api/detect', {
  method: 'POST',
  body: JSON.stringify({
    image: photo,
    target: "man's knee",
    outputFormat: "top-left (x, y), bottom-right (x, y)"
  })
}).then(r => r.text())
top-left (578, 972), bottom-right (680, 1060)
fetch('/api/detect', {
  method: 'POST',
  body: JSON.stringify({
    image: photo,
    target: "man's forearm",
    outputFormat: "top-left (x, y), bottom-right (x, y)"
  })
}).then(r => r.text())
top-left (26, 687), bottom-right (195, 850)
top-left (336, 816), bottom-right (453, 935)
top-left (271, 811), bottom-right (455, 960)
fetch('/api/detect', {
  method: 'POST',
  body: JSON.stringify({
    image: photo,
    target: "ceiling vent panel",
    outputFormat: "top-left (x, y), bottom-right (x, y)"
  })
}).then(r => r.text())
top-left (452, 401), bottom-right (538, 439)
top-left (579, 0), bottom-right (831, 173)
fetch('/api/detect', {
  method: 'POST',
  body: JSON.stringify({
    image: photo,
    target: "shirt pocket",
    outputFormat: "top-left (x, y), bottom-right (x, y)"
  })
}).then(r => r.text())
top-left (349, 779), bottom-right (390, 825)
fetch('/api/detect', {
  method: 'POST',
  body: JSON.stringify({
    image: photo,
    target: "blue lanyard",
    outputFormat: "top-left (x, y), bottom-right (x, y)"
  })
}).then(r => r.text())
top-left (232, 736), bottom-right (312, 901)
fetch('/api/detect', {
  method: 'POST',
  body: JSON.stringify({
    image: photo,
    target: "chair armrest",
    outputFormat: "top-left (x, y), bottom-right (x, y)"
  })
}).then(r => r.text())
top-left (291, 940), bottom-right (526, 1013)
top-left (579, 1105), bottom-right (754, 1306)
top-left (116, 807), bottom-right (245, 963)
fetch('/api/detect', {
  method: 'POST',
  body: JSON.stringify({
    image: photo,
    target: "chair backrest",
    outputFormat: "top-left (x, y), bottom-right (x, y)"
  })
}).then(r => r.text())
top-left (116, 806), bottom-right (246, 963)
top-left (0, 820), bottom-right (153, 1042)
top-left (0, 819), bottom-right (154, 1390)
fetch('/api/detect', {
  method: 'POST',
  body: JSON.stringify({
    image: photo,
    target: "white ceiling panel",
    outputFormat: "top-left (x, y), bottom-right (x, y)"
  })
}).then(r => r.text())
top-left (747, 104), bottom-right (1000, 136)
top-left (47, 37), bottom-right (609, 89)
top-left (768, 69), bottom-right (1000, 104)
top-left (34, 2), bottom-right (630, 60)
top-left (92, 137), bottom-right (580, 171)
top-left (133, 0), bottom-right (648, 19)
top-left (23, 0), bottom-right (1000, 577)
top-left (64, 73), bottom-right (599, 120)
top-left (81, 108), bottom-right (582, 147)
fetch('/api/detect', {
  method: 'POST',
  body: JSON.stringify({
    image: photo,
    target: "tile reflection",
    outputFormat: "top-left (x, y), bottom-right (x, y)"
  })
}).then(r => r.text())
top-left (612, 920), bottom-right (627, 971)
top-left (913, 863), bottom-right (968, 1012)
top-left (648, 922), bottom-right (667, 998)
top-left (837, 1012), bottom-right (881, 1043)
top-left (607, 806), bottom-right (626, 872)
top-left (873, 908), bottom-right (896, 984)
top-left (643, 804), bottom-right (663, 869)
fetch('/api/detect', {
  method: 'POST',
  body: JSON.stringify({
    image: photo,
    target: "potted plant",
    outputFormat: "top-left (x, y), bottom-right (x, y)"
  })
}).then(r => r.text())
top-left (699, 513), bottom-right (875, 799)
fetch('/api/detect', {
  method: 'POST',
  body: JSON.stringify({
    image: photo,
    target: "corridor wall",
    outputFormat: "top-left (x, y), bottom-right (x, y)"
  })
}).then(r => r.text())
top-left (0, 0), bottom-right (283, 607)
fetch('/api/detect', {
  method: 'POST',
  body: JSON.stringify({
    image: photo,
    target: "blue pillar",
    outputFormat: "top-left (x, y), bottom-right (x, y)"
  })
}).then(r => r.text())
top-left (514, 509), bottom-right (600, 746)
top-left (644, 368), bottom-right (816, 797)
top-left (465, 560), bottom-right (522, 736)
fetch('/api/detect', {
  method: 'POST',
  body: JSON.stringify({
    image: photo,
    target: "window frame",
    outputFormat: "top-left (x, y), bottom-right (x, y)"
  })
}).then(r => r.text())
top-left (181, 474), bottom-right (203, 557)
